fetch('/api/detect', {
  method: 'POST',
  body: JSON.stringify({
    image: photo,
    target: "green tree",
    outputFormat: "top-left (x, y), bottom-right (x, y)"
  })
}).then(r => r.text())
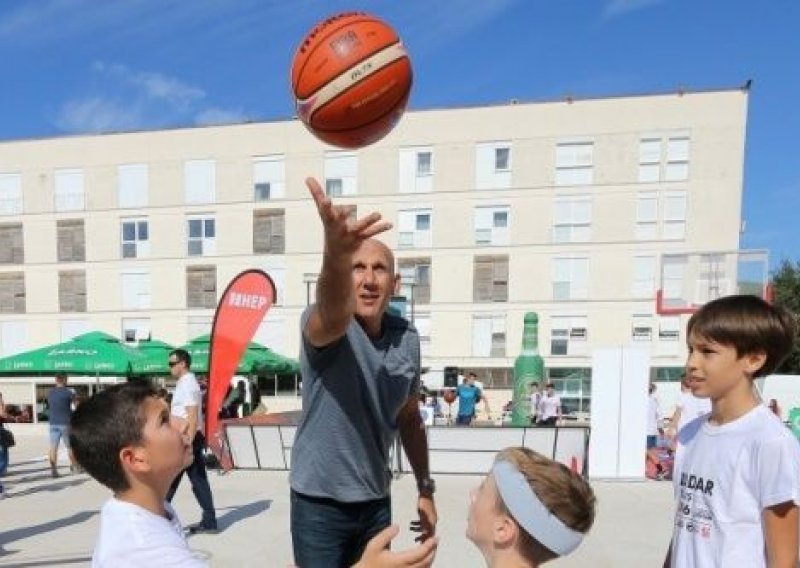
top-left (772, 259), bottom-right (800, 374)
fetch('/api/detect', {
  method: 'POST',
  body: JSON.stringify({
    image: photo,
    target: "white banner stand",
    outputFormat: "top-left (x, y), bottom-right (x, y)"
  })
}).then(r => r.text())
top-left (588, 346), bottom-right (650, 480)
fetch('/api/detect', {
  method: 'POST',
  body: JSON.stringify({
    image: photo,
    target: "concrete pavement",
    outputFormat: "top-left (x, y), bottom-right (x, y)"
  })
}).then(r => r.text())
top-left (0, 432), bottom-right (674, 567)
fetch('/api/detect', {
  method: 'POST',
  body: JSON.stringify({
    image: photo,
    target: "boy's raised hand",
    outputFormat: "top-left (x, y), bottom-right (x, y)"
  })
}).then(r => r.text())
top-left (353, 525), bottom-right (438, 568)
top-left (306, 177), bottom-right (392, 258)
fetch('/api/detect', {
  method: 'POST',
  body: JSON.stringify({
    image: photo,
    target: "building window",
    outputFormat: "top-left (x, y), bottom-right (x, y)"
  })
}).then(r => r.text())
top-left (472, 314), bottom-right (506, 357)
top-left (184, 159), bottom-right (215, 204)
top-left (553, 196), bottom-right (591, 243)
top-left (398, 209), bottom-right (432, 249)
top-left (552, 257), bottom-right (588, 301)
top-left (118, 164), bottom-right (148, 208)
top-left (473, 256), bottom-right (509, 303)
top-left (475, 142), bottom-right (512, 190)
top-left (253, 210), bottom-right (285, 254)
top-left (253, 155), bottom-right (285, 201)
top-left (663, 191), bottom-right (687, 240)
top-left (662, 255), bottom-right (687, 307)
top-left (399, 147), bottom-right (434, 193)
top-left (121, 271), bottom-right (151, 310)
top-left (57, 219), bottom-right (85, 262)
top-left (122, 318), bottom-right (151, 343)
top-left (638, 135), bottom-right (690, 182)
top-left (325, 152), bottom-right (358, 197)
top-left (550, 316), bottom-right (588, 356)
top-left (0, 223), bottom-right (24, 264)
top-left (121, 219), bottom-right (149, 259)
top-left (414, 312), bottom-right (431, 358)
top-left (659, 316), bottom-right (681, 341)
top-left (475, 206), bottom-right (510, 246)
top-left (635, 193), bottom-right (658, 240)
top-left (632, 314), bottom-right (653, 342)
top-left (187, 217), bottom-right (215, 256)
top-left (54, 168), bottom-right (85, 211)
top-left (632, 255), bottom-right (656, 298)
top-left (398, 258), bottom-right (431, 304)
top-left (187, 315), bottom-right (212, 339)
top-left (187, 266), bottom-right (216, 309)
top-left (555, 142), bottom-right (593, 186)
top-left (59, 270), bottom-right (86, 313)
top-left (0, 173), bottom-right (22, 215)
top-left (0, 272), bottom-right (25, 313)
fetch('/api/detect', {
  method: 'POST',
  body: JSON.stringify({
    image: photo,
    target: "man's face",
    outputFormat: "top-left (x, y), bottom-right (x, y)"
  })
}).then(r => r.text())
top-left (351, 240), bottom-right (399, 323)
top-left (168, 355), bottom-right (185, 379)
top-left (132, 397), bottom-right (193, 480)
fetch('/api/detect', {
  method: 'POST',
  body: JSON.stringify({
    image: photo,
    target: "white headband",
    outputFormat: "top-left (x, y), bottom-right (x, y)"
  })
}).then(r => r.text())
top-left (492, 460), bottom-right (585, 556)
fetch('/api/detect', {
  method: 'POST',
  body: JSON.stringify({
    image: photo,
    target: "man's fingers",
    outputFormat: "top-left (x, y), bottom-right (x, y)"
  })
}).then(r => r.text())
top-left (359, 220), bottom-right (393, 239)
top-left (365, 524), bottom-right (400, 551)
top-left (305, 177), bottom-right (326, 209)
top-left (394, 536), bottom-right (438, 567)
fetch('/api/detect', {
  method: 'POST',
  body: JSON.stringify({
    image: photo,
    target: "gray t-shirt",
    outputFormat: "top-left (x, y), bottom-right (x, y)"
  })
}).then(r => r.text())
top-left (290, 307), bottom-right (420, 502)
top-left (48, 386), bottom-right (74, 426)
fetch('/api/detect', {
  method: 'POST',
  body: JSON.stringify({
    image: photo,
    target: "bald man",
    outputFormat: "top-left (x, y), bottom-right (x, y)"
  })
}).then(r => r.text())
top-left (289, 178), bottom-right (437, 568)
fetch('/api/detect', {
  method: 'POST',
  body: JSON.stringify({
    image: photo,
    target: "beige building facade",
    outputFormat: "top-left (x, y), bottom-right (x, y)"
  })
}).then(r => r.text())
top-left (0, 86), bottom-right (749, 414)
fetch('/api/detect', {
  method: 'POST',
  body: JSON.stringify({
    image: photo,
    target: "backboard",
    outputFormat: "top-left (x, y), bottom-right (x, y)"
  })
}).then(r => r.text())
top-left (656, 249), bottom-right (771, 315)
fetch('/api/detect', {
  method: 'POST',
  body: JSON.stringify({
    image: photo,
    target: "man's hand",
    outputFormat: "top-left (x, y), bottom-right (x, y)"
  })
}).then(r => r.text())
top-left (306, 177), bottom-right (392, 257)
top-left (354, 525), bottom-right (437, 568)
top-left (409, 496), bottom-right (437, 543)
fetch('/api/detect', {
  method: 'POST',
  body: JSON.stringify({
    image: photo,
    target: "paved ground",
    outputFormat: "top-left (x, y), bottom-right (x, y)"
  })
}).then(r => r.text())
top-left (0, 432), bottom-right (674, 567)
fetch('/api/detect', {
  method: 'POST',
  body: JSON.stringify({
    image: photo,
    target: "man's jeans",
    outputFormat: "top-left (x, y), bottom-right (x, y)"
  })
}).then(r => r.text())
top-left (166, 431), bottom-right (217, 528)
top-left (291, 490), bottom-right (391, 568)
top-left (0, 443), bottom-right (8, 475)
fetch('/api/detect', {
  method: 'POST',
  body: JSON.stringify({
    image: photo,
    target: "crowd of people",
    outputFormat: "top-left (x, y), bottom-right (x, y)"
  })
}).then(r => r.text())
top-left (0, 176), bottom-right (798, 567)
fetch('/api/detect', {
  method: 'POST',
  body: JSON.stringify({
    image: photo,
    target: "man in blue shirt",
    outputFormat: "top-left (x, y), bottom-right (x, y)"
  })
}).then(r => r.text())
top-left (456, 372), bottom-right (483, 426)
top-left (47, 373), bottom-right (78, 477)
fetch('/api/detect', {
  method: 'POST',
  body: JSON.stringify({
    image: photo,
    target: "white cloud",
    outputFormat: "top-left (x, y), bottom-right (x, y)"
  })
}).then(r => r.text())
top-left (53, 61), bottom-right (243, 134)
top-left (602, 0), bottom-right (664, 19)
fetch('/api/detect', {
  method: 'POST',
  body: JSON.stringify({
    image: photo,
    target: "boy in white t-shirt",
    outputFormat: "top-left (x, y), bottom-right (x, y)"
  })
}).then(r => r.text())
top-left (70, 382), bottom-right (205, 567)
top-left (664, 295), bottom-right (800, 568)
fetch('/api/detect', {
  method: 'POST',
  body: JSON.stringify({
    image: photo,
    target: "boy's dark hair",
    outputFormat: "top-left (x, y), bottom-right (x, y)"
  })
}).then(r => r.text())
top-left (169, 348), bottom-right (192, 369)
top-left (687, 294), bottom-right (797, 377)
top-left (70, 382), bottom-right (157, 493)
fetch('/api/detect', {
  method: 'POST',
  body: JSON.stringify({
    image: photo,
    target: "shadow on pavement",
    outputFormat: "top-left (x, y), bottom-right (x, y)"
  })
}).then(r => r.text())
top-left (213, 499), bottom-right (272, 533)
top-left (0, 554), bottom-right (93, 567)
top-left (10, 478), bottom-right (89, 498)
top-left (0, 510), bottom-right (98, 551)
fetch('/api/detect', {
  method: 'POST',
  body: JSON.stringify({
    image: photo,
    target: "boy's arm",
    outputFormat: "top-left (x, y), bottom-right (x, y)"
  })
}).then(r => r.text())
top-left (185, 405), bottom-right (198, 438)
top-left (764, 501), bottom-right (799, 568)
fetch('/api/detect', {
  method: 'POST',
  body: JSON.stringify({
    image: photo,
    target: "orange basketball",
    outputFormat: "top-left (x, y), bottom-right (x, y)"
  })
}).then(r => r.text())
top-left (291, 12), bottom-right (413, 149)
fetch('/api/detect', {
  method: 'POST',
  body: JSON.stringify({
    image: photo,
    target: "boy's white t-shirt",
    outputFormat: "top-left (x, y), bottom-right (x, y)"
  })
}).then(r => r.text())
top-left (93, 498), bottom-right (207, 567)
top-left (670, 404), bottom-right (800, 567)
top-left (171, 371), bottom-right (204, 435)
top-left (676, 392), bottom-right (712, 433)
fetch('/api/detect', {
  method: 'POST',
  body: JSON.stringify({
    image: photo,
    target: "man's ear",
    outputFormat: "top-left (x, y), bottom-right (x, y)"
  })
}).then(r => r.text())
top-left (393, 273), bottom-right (401, 295)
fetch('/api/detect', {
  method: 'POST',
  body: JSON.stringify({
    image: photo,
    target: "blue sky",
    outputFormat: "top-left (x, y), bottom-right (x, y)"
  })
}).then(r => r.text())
top-left (0, 0), bottom-right (797, 267)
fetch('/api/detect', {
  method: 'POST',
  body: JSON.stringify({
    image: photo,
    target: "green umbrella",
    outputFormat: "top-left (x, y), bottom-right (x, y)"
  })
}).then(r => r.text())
top-left (0, 331), bottom-right (146, 376)
top-left (130, 340), bottom-right (176, 375)
top-left (178, 335), bottom-right (262, 374)
top-left (252, 347), bottom-right (300, 375)
top-left (177, 335), bottom-right (300, 375)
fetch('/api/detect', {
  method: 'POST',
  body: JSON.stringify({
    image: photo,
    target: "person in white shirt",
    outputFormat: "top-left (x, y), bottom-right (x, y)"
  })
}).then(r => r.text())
top-left (69, 382), bottom-right (205, 567)
top-left (166, 349), bottom-right (218, 534)
top-left (529, 382), bottom-right (542, 425)
top-left (664, 295), bottom-right (800, 568)
top-left (536, 384), bottom-right (561, 427)
top-left (667, 377), bottom-right (711, 437)
top-left (646, 382), bottom-right (662, 449)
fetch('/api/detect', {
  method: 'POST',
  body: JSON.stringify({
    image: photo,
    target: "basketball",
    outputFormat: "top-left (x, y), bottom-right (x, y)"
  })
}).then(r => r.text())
top-left (291, 12), bottom-right (413, 149)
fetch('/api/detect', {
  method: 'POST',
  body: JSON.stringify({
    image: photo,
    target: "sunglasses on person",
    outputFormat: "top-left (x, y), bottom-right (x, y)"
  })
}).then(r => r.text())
top-left (168, 360), bottom-right (181, 367)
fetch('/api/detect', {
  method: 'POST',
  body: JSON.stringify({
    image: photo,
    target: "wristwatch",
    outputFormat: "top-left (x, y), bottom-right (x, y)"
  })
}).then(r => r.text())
top-left (418, 477), bottom-right (436, 496)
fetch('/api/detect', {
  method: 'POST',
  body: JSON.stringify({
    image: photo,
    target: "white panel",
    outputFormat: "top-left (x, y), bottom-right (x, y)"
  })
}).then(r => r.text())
top-left (667, 137), bottom-right (690, 162)
top-left (639, 163), bottom-right (660, 183)
top-left (637, 194), bottom-right (658, 222)
top-left (474, 207), bottom-right (493, 230)
top-left (427, 452), bottom-right (497, 474)
top-left (522, 427), bottom-right (558, 456)
top-left (253, 156), bottom-right (286, 199)
top-left (617, 347), bottom-right (650, 478)
top-left (416, 175), bottom-right (433, 193)
top-left (54, 168), bottom-right (85, 211)
top-left (184, 159), bottom-right (215, 204)
top-left (0, 322), bottom-right (27, 356)
top-left (639, 138), bottom-right (661, 163)
top-left (227, 426), bottom-right (259, 468)
top-left (61, 319), bottom-right (89, 341)
top-left (553, 427), bottom-right (588, 473)
top-left (472, 317), bottom-right (491, 357)
top-left (252, 426), bottom-right (289, 469)
top-left (555, 167), bottom-right (593, 186)
top-left (663, 192), bottom-right (687, 220)
top-left (0, 173), bottom-right (22, 215)
top-left (255, 318), bottom-right (287, 354)
top-left (428, 427), bottom-right (523, 451)
top-left (475, 142), bottom-right (511, 190)
top-left (665, 162), bottom-right (689, 181)
top-left (589, 348), bottom-right (623, 478)
top-left (398, 149), bottom-right (416, 194)
top-left (121, 272), bottom-right (151, 309)
top-left (187, 316), bottom-right (212, 339)
top-left (397, 211), bottom-right (416, 231)
top-left (118, 164), bottom-right (148, 208)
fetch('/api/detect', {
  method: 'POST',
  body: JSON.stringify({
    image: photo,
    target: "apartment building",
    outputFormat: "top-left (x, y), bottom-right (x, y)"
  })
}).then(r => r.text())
top-left (0, 86), bottom-right (749, 413)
